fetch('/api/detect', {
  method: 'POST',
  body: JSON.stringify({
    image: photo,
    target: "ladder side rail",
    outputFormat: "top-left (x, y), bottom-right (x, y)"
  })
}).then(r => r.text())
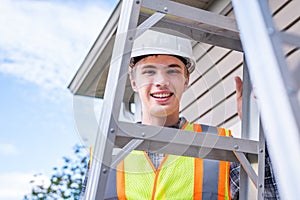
top-left (232, 0), bottom-right (300, 199)
top-left (84, 0), bottom-right (141, 199)
top-left (257, 120), bottom-right (266, 200)
top-left (239, 56), bottom-right (253, 200)
top-left (259, 0), bottom-right (300, 133)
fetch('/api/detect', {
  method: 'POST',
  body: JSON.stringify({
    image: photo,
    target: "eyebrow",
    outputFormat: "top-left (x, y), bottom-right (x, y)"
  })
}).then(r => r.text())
top-left (168, 64), bottom-right (184, 70)
top-left (141, 64), bottom-right (183, 70)
top-left (141, 65), bottom-right (157, 70)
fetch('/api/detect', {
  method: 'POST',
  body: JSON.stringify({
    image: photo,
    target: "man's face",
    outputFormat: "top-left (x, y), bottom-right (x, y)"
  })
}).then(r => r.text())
top-left (130, 55), bottom-right (189, 117)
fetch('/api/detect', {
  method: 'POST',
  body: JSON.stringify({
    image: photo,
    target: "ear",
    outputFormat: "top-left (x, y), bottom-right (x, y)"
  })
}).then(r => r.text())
top-left (129, 67), bottom-right (139, 92)
top-left (184, 77), bottom-right (189, 90)
top-left (130, 78), bottom-right (138, 93)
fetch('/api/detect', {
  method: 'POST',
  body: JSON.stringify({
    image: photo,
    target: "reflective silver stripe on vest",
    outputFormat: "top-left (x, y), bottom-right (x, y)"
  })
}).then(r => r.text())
top-left (202, 159), bottom-right (220, 199)
top-left (200, 124), bottom-right (218, 134)
top-left (199, 125), bottom-right (220, 200)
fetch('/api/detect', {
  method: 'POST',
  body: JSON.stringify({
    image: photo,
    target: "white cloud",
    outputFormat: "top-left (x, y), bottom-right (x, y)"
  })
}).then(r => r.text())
top-left (0, 0), bottom-right (114, 92)
top-left (0, 171), bottom-right (49, 199)
top-left (0, 143), bottom-right (18, 156)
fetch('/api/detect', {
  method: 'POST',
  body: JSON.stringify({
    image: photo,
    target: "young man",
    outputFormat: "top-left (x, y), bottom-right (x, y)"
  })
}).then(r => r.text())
top-left (83, 30), bottom-right (279, 199)
top-left (124, 30), bottom-right (235, 200)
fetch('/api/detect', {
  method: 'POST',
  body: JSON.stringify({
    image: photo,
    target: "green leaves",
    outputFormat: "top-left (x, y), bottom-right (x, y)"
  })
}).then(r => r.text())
top-left (24, 145), bottom-right (88, 200)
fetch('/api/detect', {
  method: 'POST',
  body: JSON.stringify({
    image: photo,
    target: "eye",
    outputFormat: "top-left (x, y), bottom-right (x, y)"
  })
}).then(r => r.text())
top-left (142, 70), bottom-right (156, 75)
top-left (167, 69), bottom-right (180, 74)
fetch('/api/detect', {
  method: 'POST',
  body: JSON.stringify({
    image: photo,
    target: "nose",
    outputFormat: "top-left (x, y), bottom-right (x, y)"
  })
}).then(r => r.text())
top-left (154, 71), bottom-right (169, 87)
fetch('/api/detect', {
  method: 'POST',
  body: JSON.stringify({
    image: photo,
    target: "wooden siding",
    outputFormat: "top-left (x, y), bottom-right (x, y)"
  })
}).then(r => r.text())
top-left (180, 0), bottom-right (300, 137)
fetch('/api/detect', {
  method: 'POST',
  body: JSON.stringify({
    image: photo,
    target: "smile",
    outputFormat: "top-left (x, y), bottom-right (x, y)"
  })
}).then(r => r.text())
top-left (150, 92), bottom-right (174, 98)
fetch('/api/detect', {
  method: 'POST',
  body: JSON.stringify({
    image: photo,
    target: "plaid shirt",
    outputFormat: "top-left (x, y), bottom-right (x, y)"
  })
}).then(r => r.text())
top-left (230, 145), bottom-right (280, 199)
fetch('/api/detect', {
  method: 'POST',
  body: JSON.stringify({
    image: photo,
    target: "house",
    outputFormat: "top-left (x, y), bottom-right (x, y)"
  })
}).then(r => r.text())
top-left (68, 0), bottom-right (300, 199)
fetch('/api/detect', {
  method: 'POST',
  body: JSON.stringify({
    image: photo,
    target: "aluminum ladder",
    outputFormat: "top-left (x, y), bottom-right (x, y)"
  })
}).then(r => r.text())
top-left (84, 0), bottom-right (300, 199)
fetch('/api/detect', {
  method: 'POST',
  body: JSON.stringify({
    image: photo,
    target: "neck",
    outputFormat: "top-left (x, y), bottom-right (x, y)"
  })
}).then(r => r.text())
top-left (141, 112), bottom-right (179, 127)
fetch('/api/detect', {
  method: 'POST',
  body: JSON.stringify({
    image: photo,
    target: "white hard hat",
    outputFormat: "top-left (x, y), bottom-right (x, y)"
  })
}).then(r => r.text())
top-left (130, 29), bottom-right (196, 74)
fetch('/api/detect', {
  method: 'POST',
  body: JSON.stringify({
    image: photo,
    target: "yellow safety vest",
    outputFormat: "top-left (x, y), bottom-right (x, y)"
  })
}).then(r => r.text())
top-left (117, 121), bottom-right (232, 200)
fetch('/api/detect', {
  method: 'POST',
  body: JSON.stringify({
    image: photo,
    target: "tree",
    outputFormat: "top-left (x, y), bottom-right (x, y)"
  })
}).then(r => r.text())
top-left (24, 144), bottom-right (89, 200)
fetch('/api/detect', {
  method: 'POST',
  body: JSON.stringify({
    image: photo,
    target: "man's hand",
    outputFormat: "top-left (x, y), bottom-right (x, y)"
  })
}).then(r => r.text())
top-left (234, 76), bottom-right (243, 119)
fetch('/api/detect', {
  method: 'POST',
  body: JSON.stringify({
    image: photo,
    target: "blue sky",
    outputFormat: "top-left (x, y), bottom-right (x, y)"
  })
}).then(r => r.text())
top-left (0, 0), bottom-right (117, 199)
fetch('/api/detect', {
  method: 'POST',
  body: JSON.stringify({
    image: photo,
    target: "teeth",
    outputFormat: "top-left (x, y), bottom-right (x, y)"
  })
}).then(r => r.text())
top-left (152, 93), bottom-right (172, 98)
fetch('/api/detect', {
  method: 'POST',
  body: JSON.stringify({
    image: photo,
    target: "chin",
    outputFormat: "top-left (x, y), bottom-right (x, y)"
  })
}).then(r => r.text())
top-left (149, 105), bottom-right (177, 118)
